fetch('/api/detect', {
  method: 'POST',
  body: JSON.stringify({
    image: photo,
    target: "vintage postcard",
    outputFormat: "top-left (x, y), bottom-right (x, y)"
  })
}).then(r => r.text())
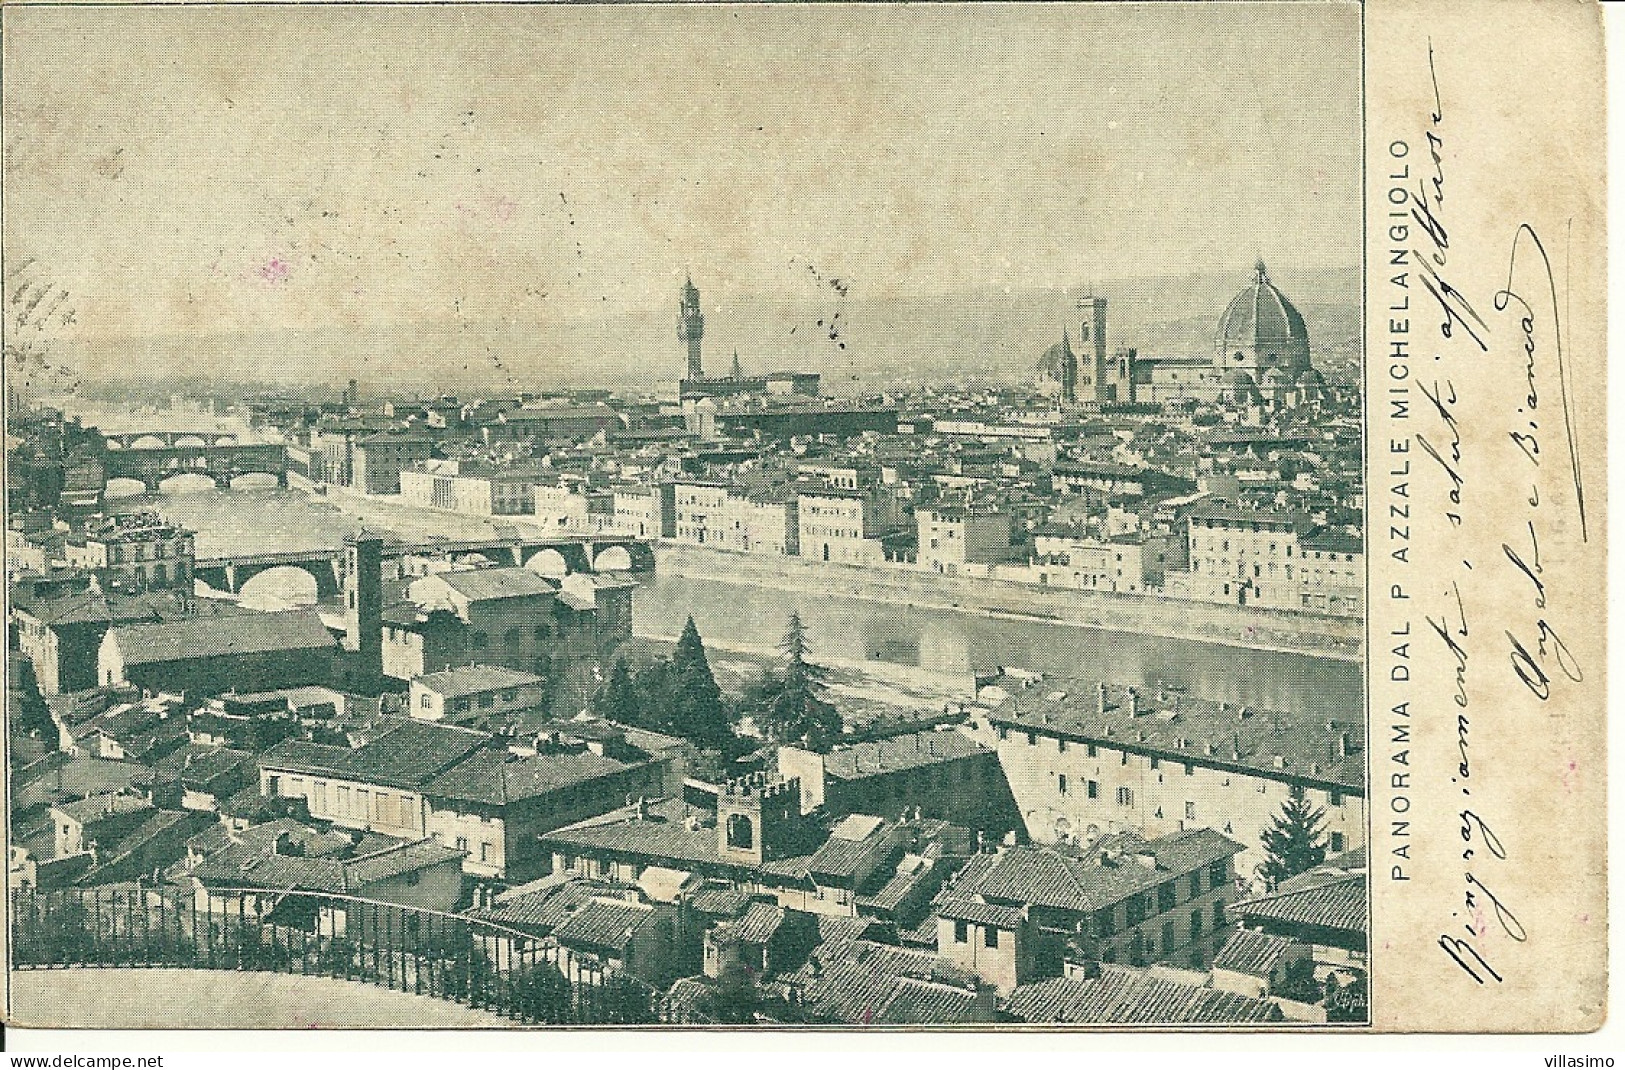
top-left (0, 0), bottom-right (1606, 1037)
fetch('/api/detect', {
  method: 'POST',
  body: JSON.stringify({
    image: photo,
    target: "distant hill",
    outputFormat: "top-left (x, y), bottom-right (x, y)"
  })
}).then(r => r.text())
top-left (61, 266), bottom-right (1360, 396)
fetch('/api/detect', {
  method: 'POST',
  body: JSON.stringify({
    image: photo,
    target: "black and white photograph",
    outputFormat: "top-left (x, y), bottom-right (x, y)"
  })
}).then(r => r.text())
top-left (0, 0), bottom-right (1608, 1045)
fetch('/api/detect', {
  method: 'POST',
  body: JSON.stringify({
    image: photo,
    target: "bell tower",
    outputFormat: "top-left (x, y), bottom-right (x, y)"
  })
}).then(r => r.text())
top-left (679, 275), bottom-right (705, 381)
top-left (1078, 296), bottom-right (1110, 403)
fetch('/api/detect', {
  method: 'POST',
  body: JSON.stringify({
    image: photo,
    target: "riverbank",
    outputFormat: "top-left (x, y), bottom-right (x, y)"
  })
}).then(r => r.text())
top-left (653, 542), bottom-right (1362, 663)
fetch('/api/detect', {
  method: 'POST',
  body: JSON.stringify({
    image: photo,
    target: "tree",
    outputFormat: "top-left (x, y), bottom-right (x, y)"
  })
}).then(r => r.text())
top-left (751, 612), bottom-right (842, 750)
top-left (592, 657), bottom-right (641, 726)
top-left (669, 616), bottom-right (731, 749)
top-left (1257, 784), bottom-right (1328, 890)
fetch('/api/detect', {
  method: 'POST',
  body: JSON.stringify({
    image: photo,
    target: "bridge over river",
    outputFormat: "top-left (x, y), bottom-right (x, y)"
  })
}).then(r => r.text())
top-left (193, 534), bottom-right (656, 599)
top-left (102, 430), bottom-right (289, 493)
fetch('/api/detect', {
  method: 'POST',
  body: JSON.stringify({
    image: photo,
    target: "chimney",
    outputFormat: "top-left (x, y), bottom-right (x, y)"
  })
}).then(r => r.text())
top-left (1128, 688), bottom-right (1141, 718)
top-left (636, 796), bottom-right (649, 820)
top-left (1337, 732), bottom-right (1352, 758)
top-left (1096, 682), bottom-right (1108, 715)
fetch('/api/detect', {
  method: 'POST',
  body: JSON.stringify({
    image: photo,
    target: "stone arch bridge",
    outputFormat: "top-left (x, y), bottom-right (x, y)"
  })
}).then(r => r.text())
top-left (192, 535), bottom-right (655, 598)
top-left (102, 432), bottom-right (288, 492)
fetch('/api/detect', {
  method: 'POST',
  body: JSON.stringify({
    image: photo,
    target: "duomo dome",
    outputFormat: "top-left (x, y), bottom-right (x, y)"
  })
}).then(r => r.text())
top-left (1214, 260), bottom-right (1311, 378)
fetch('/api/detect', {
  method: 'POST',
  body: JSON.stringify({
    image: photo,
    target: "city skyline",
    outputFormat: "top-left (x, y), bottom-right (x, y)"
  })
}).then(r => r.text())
top-left (5, 3), bottom-right (1360, 387)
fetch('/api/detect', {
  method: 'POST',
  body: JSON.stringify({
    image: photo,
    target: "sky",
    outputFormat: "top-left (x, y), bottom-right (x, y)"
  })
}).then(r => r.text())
top-left (3, 2), bottom-right (1362, 386)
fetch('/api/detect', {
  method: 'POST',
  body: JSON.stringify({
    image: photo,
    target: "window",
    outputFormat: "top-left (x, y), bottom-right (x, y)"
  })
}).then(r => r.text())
top-left (1087, 780), bottom-right (1099, 799)
top-left (1184, 763), bottom-right (1195, 776)
top-left (1162, 921), bottom-right (1176, 951)
top-left (1213, 900), bottom-right (1225, 928)
top-left (356, 789), bottom-right (370, 817)
top-left (454, 698), bottom-right (472, 713)
top-left (1208, 860), bottom-right (1227, 887)
top-left (1120, 751), bottom-right (1129, 766)
top-left (1191, 909), bottom-right (1204, 938)
top-left (455, 836), bottom-right (469, 851)
top-left (480, 842), bottom-right (492, 863)
top-left (1185, 801), bottom-right (1196, 821)
top-left (1057, 739), bottom-right (1068, 753)
top-left (1149, 757), bottom-right (1159, 771)
top-left (1095, 908), bottom-right (1115, 937)
top-left (954, 920), bottom-right (969, 944)
top-left (1189, 872), bottom-right (1202, 898)
top-left (1116, 786), bottom-right (1134, 807)
top-left (1329, 790), bottom-right (1344, 807)
top-left (420, 694), bottom-right (433, 708)
top-left (984, 927), bottom-right (999, 949)
top-left (1026, 733), bottom-right (1036, 747)
top-left (1057, 774), bottom-right (1068, 796)
top-left (1330, 831), bottom-right (1346, 853)
top-left (1087, 744), bottom-right (1098, 758)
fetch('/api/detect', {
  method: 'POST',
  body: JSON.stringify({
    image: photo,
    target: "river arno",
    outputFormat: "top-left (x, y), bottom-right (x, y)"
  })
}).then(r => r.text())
top-left (119, 486), bottom-right (1363, 722)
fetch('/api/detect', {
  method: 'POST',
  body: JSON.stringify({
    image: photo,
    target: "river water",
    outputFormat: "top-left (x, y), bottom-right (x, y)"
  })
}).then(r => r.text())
top-left (115, 486), bottom-right (1363, 721)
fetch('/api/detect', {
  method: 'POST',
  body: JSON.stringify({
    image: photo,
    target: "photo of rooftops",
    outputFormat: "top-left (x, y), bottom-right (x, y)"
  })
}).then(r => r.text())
top-left (5, 2), bottom-right (1366, 1029)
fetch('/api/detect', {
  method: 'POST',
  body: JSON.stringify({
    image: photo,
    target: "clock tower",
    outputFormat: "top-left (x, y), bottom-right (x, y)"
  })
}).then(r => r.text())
top-left (679, 275), bottom-right (705, 381)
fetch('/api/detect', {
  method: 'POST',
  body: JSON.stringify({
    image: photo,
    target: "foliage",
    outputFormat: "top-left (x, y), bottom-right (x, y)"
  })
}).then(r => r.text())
top-left (1276, 956), bottom-right (1323, 1004)
top-left (1324, 972), bottom-right (1369, 1022)
top-left (589, 617), bottom-right (733, 750)
top-left (1257, 784), bottom-right (1328, 890)
top-left (745, 612), bottom-right (843, 750)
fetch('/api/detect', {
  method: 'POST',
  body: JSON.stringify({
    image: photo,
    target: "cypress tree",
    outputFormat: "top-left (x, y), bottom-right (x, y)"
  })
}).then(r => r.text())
top-left (1257, 784), bottom-right (1328, 890)
top-left (670, 616), bottom-right (730, 748)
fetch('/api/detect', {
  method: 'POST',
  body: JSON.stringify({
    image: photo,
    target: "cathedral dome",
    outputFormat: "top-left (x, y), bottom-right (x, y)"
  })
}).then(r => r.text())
top-left (1215, 261), bottom-right (1312, 376)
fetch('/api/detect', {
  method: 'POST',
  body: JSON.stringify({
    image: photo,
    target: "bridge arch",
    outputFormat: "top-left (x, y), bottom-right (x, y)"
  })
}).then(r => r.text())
top-left (128, 434), bottom-right (168, 450)
top-left (157, 472), bottom-right (216, 494)
top-left (229, 472), bottom-right (281, 491)
top-left (591, 545), bottom-right (633, 572)
top-left (524, 548), bottom-right (570, 578)
top-left (238, 565), bottom-right (321, 610)
top-left (104, 478), bottom-right (148, 498)
top-left (172, 434), bottom-right (207, 447)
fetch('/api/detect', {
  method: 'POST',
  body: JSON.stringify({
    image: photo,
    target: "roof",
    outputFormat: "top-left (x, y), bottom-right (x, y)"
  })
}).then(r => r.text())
top-left (790, 940), bottom-right (981, 1025)
top-left (940, 829), bottom-right (1242, 915)
top-left (872, 978), bottom-right (985, 1024)
top-left (423, 747), bottom-right (637, 807)
top-left (467, 879), bottom-right (612, 936)
top-left (1005, 970), bottom-right (1282, 1024)
top-left (1230, 872), bottom-right (1367, 935)
top-left (1216, 262), bottom-right (1310, 351)
top-left (552, 897), bottom-right (658, 953)
top-left (805, 824), bottom-right (898, 882)
top-left (820, 731), bottom-right (989, 782)
top-left (730, 901), bottom-right (788, 945)
top-left (988, 678), bottom-right (1363, 792)
top-left (688, 885), bottom-right (753, 919)
top-left (415, 664), bottom-right (546, 699)
top-left (259, 719), bottom-right (490, 791)
top-left (192, 834), bottom-right (464, 894)
top-left (14, 756), bottom-right (150, 811)
top-left (52, 792), bottom-right (153, 825)
top-left (412, 567), bottom-right (557, 604)
top-left (105, 610), bottom-right (336, 667)
top-left (540, 798), bottom-right (730, 870)
top-left (1212, 929), bottom-right (1304, 978)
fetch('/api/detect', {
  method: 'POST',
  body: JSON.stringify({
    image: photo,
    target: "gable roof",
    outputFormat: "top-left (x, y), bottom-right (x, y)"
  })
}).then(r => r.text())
top-left (258, 719), bottom-right (490, 791)
top-left (1230, 872), bottom-right (1367, 934)
top-left (1005, 969), bottom-right (1282, 1024)
top-left (424, 747), bottom-right (637, 807)
top-left (1212, 929), bottom-right (1304, 978)
top-left (105, 610), bottom-right (336, 667)
top-left (415, 664), bottom-right (546, 699)
top-left (821, 731), bottom-right (988, 782)
top-left (943, 829), bottom-right (1242, 915)
top-left (414, 568), bottom-right (557, 604)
